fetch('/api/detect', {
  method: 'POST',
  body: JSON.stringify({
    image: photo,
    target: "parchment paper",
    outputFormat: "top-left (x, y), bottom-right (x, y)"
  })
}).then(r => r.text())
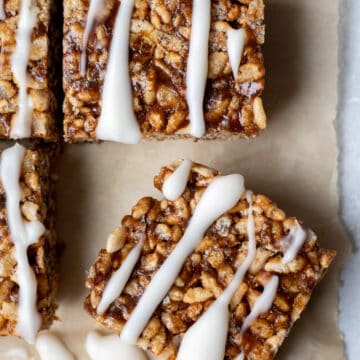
top-left (0, 0), bottom-right (350, 358)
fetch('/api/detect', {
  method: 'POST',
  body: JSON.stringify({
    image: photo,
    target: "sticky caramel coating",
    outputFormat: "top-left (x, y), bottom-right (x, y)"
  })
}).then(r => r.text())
top-left (0, 0), bottom-right (60, 141)
top-left (0, 147), bottom-right (58, 337)
top-left (63, 0), bottom-right (266, 142)
top-left (85, 162), bottom-right (335, 360)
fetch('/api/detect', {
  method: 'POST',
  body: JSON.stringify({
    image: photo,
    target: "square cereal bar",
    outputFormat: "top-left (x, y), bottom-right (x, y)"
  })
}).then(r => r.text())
top-left (64, 0), bottom-right (266, 143)
top-left (85, 160), bottom-right (335, 360)
top-left (0, 0), bottom-right (60, 141)
top-left (0, 144), bottom-right (58, 343)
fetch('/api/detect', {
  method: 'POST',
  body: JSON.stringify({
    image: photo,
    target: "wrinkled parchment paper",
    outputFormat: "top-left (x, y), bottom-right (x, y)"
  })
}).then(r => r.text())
top-left (0, 0), bottom-right (350, 358)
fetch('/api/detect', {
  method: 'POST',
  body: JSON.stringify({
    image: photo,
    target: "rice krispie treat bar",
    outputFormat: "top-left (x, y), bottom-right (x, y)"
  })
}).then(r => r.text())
top-left (64, 0), bottom-right (266, 143)
top-left (85, 160), bottom-right (335, 360)
top-left (0, 144), bottom-right (58, 344)
top-left (0, 0), bottom-right (59, 141)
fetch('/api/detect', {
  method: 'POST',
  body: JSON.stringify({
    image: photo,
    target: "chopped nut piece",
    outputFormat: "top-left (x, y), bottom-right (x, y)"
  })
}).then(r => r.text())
top-left (21, 201), bottom-right (40, 222)
top-left (183, 287), bottom-right (213, 304)
top-left (253, 97), bottom-right (267, 130)
top-left (106, 227), bottom-right (128, 253)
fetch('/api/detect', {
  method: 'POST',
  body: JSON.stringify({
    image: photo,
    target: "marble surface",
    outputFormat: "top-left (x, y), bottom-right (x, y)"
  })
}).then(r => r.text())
top-left (338, 1), bottom-right (360, 359)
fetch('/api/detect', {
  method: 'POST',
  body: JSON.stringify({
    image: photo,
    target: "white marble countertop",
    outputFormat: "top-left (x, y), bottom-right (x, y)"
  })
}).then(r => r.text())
top-left (339, 1), bottom-right (360, 359)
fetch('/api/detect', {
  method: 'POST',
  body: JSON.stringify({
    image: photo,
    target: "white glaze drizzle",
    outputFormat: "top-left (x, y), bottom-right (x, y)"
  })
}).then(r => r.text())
top-left (280, 221), bottom-right (307, 264)
top-left (10, 0), bottom-right (36, 139)
top-left (162, 160), bottom-right (193, 201)
top-left (186, 0), bottom-right (211, 138)
top-left (236, 353), bottom-right (244, 360)
top-left (1, 347), bottom-right (30, 360)
top-left (120, 174), bottom-right (245, 344)
top-left (97, 239), bottom-right (144, 314)
top-left (240, 275), bottom-right (279, 335)
top-left (0, 144), bottom-right (45, 344)
top-left (177, 300), bottom-right (230, 360)
top-left (227, 28), bottom-right (246, 79)
top-left (86, 331), bottom-right (147, 360)
top-left (96, 0), bottom-right (141, 144)
top-left (0, 0), bottom-right (5, 21)
top-left (80, 0), bottom-right (104, 74)
top-left (177, 191), bottom-right (256, 360)
top-left (35, 332), bottom-right (74, 360)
